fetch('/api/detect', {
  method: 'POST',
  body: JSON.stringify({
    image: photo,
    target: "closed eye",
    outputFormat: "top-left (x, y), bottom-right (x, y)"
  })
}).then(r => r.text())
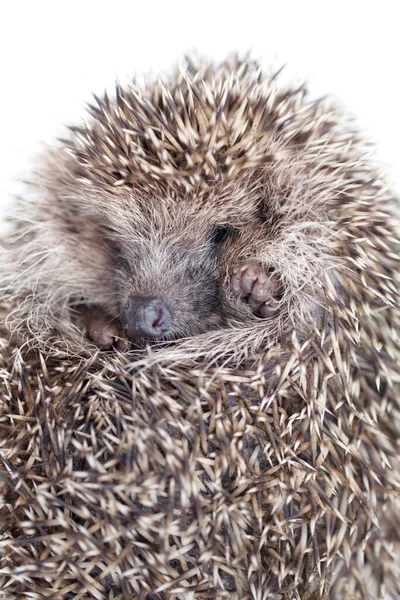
top-left (115, 254), bottom-right (131, 272)
top-left (209, 226), bottom-right (233, 245)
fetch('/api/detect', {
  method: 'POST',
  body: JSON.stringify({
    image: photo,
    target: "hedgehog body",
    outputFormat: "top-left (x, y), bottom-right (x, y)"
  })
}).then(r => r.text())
top-left (0, 57), bottom-right (400, 599)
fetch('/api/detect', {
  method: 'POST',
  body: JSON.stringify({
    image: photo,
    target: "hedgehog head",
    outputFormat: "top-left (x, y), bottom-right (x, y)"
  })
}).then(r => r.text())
top-left (2, 56), bottom-right (398, 363)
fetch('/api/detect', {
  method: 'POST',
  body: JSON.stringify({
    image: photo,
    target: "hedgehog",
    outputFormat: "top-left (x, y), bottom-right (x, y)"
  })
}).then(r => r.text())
top-left (0, 56), bottom-right (400, 600)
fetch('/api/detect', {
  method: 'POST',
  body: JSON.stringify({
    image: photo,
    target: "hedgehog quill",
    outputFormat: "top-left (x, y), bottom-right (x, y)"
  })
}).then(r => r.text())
top-left (0, 56), bottom-right (400, 599)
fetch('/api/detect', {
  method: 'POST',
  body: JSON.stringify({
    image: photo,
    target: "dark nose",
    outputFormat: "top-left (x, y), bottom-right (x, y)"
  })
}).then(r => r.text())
top-left (120, 295), bottom-right (171, 339)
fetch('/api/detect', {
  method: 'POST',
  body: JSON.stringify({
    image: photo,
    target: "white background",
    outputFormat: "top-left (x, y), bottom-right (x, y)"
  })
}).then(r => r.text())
top-left (1, 0), bottom-right (399, 226)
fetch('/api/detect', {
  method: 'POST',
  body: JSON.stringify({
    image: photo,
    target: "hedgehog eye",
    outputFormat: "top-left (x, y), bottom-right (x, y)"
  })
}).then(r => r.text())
top-left (116, 254), bottom-right (130, 272)
top-left (209, 226), bottom-right (232, 245)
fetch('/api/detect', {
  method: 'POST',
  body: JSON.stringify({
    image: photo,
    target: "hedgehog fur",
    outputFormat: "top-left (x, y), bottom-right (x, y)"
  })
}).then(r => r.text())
top-left (0, 55), bottom-right (400, 600)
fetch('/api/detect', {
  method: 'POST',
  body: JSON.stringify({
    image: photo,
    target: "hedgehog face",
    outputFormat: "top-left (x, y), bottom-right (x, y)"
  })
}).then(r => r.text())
top-left (61, 182), bottom-right (286, 349)
top-left (100, 200), bottom-right (236, 343)
top-left (115, 227), bottom-right (225, 340)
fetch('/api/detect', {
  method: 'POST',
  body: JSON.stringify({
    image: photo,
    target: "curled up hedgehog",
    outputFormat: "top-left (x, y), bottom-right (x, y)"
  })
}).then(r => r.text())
top-left (0, 56), bottom-right (400, 600)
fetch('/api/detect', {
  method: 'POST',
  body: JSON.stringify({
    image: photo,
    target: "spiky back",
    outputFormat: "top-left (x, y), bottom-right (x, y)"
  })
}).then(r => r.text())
top-left (63, 56), bottom-right (359, 197)
top-left (65, 57), bottom-right (278, 192)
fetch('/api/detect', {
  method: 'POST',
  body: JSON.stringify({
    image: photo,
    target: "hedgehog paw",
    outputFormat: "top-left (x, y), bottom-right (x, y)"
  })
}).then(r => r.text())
top-left (231, 262), bottom-right (282, 317)
top-left (74, 305), bottom-right (128, 350)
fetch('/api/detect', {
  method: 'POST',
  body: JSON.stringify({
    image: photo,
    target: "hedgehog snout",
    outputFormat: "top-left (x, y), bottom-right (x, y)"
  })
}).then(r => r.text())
top-left (120, 295), bottom-right (171, 339)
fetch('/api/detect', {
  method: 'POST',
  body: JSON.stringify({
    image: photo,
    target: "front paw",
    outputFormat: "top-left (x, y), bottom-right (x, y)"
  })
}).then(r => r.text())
top-left (74, 305), bottom-right (128, 350)
top-left (231, 262), bottom-right (282, 317)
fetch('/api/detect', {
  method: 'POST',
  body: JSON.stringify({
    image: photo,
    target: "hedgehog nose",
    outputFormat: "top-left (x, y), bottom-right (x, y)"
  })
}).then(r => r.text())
top-left (120, 295), bottom-right (171, 339)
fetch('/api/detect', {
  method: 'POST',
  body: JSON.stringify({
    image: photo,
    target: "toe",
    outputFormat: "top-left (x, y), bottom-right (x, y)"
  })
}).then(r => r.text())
top-left (259, 298), bottom-right (280, 318)
top-left (248, 295), bottom-right (263, 311)
top-left (252, 276), bottom-right (274, 302)
top-left (113, 332), bottom-right (130, 351)
top-left (75, 305), bottom-right (126, 350)
top-left (235, 263), bottom-right (261, 296)
top-left (89, 320), bottom-right (127, 350)
top-left (231, 273), bottom-right (246, 297)
top-left (240, 263), bottom-right (260, 294)
top-left (88, 321), bottom-right (114, 349)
